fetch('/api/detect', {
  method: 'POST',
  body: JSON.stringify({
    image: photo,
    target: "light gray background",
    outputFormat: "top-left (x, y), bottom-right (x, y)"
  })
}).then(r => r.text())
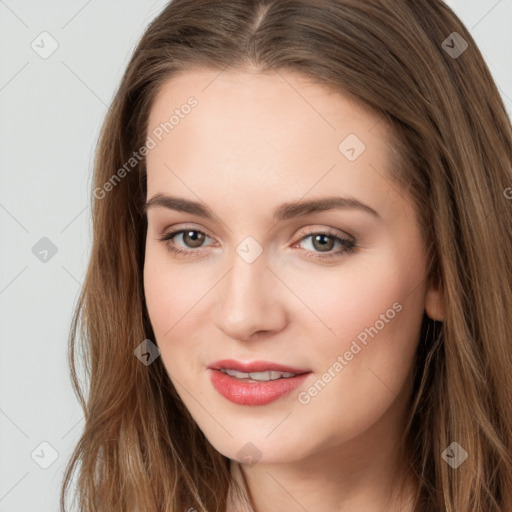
top-left (0, 1), bottom-right (511, 511)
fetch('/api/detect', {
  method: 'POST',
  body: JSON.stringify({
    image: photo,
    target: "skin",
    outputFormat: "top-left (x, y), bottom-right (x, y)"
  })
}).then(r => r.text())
top-left (143, 68), bottom-right (444, 512)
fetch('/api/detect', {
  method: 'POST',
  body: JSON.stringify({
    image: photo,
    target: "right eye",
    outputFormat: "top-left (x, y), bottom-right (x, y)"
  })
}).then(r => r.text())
top-left (158, 227), bottom-right (217, 259)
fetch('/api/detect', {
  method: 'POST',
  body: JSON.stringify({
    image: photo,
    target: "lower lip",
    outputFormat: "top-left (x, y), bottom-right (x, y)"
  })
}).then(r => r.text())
top-left (209, 369), bottom-right (311, 406)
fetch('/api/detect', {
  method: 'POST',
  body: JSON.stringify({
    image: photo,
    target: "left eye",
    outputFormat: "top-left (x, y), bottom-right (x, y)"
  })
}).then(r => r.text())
top-left (293, 231), bottom-right (356, 260)
top-left (297, 233), bottom-right (349, 252)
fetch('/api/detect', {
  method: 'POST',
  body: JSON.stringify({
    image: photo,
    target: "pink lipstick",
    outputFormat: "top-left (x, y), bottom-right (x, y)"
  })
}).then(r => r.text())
top-left (208, 359), bottom-right (312, 406)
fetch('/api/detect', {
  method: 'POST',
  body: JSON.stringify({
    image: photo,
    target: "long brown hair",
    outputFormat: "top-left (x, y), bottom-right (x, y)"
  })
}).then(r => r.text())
top-left (60, 1), bottom-right (512, 510)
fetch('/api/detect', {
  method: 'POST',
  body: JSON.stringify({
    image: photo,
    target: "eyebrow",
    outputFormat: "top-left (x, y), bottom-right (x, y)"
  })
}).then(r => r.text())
top-left (143, 193), bottom-right (380, 220)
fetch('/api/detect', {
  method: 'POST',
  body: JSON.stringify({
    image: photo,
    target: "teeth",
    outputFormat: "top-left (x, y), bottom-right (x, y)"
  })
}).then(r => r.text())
top-left (223, 369), bottom-right (250, 378)
top-left (220, 369), bottom-right (297, 381)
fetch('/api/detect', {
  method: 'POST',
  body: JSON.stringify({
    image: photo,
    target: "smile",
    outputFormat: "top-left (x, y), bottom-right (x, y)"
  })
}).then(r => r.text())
top-left (207, 359), bottom-right (312, 406)
top-left (219, 369), bottom-right (297, 381)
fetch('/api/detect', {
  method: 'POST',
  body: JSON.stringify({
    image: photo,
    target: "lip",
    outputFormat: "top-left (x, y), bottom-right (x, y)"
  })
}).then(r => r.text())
top-left (208, 359), bottom-right (311, 374)
top-left (207, 359), bottom-right (312, 406)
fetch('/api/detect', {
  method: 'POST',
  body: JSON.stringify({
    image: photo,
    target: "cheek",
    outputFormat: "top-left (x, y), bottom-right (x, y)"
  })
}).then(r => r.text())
top-left (144, 253), bottom-right (171, 337)
top-left (143, 246), bottom-right (214, 372)
top-left (299, 276), bottom-right (401, 339)
top-left (291, 241), bottom-right (427, 371)
top-left (143, 247), bottom-right (187, 344)
top-left (285, 249), bottom-right (426, 442)
top-left (143, 243), bottom-right (201, 331)
top-left (337, 257), bottom-right (426, 393)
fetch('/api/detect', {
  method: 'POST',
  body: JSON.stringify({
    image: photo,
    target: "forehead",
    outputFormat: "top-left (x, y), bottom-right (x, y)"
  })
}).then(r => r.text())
top-left (145, 68), bottom-right (400, 216)
top-left (148, 67), bottom-right (393, 150)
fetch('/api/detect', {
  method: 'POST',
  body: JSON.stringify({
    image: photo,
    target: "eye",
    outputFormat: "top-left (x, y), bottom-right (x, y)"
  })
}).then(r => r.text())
top-left (293, 229), bottom-right (356, 260)
top-left (157, 227), bottom-right (215, 258)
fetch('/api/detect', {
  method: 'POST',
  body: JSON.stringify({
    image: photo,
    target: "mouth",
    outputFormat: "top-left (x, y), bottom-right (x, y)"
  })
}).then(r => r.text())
top-left (207, 359), bottom-right (312, 405)
top-left (218, 368), bottom-right (300, 382)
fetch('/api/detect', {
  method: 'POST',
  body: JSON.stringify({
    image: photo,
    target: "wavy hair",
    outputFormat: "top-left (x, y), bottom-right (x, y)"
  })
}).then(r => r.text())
top-left (60, 1), bottom-right (512, 510)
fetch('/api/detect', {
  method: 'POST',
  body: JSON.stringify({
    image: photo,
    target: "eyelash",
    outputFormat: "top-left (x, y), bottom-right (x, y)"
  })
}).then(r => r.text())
top-left (157, 226), bottom-right (356, 261)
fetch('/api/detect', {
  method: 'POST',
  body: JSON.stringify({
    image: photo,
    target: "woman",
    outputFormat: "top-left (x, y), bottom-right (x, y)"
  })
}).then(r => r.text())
top-left (61, 1), bottom-right (512, 511)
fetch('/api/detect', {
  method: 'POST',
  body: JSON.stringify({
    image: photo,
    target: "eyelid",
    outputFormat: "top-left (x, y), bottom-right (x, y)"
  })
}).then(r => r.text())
top-left (294, 225), bottom-right (354, 243)
top-left (157, 223), bottom-right (217, 242)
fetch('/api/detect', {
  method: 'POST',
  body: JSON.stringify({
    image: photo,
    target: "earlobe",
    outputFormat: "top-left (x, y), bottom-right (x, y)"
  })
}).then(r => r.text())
top-left (425, 278), bottom-right (444, 321)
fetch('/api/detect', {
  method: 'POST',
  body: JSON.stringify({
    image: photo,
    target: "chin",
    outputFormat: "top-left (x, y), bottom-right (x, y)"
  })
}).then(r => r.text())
top-left (204, 430), bottom-right (311, 466)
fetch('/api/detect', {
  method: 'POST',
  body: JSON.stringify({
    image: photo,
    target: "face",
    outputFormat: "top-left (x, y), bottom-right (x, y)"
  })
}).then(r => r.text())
top-left (143, 68), bottom-right (442, 465)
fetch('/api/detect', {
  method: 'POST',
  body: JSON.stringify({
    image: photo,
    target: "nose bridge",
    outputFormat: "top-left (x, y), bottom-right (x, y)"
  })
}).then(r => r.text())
top-left (215, 244), bottom-right (284, 339)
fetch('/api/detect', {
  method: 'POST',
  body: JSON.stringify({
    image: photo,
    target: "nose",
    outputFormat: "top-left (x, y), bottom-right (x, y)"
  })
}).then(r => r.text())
top-left (214, 248), bottom-right (287, 342)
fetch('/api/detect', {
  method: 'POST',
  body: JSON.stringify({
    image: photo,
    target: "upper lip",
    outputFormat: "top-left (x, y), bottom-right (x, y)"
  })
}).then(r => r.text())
top-left (208, 359), bottom-right (311, 374)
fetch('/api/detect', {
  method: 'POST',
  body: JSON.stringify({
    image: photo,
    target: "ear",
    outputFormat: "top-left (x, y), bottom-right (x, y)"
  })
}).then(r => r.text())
top-left (425, 276), bottom-right (444, 321)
